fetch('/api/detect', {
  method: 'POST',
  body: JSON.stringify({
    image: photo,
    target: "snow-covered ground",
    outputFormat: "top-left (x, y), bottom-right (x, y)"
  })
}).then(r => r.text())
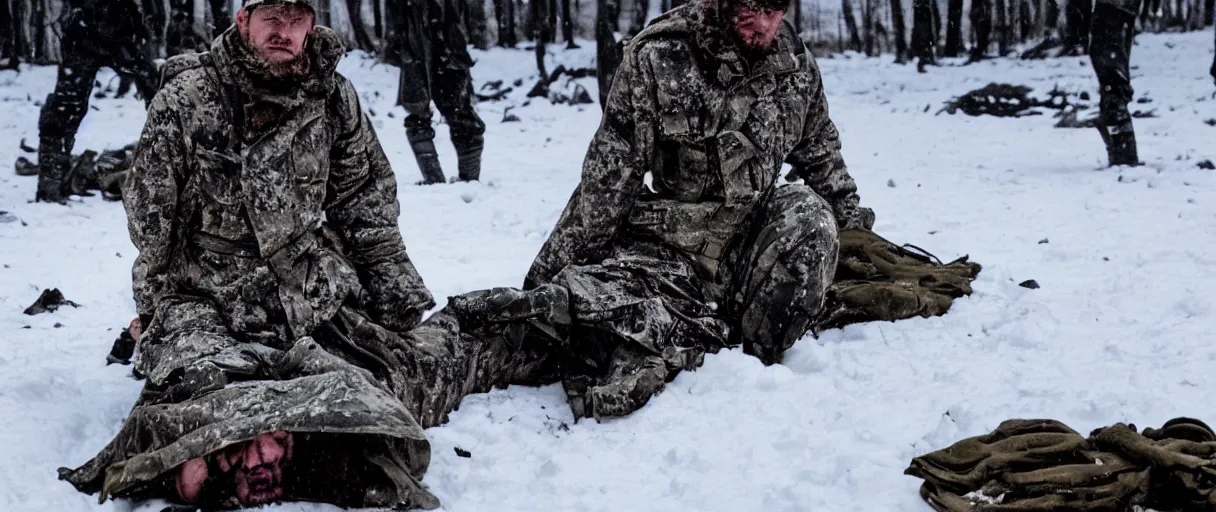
top-left (2, 32), bottom-right (1215, 511)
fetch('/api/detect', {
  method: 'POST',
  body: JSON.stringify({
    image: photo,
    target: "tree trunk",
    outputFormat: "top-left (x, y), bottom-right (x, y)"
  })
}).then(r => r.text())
top-left (465, 0), bottom-right (489, 49)
top-left (793, 0), bottom-right (802, 34)
top-left (341, 0), bottom-right (377, 51)
top-left (1018, 0), bottom-right (1031, 40)
top-left (596, 0), bottom-right (622, 107)
top-left (562, 0), bottom-right (578, 47)
top-left (1043, 0), bottom-right (1059, 36)
top-left (1064, 0), bottom-right (1089, 51)
top-left (970, 0), bottom-right (991, 60)
top-left (997, 0), bottom-right (1006, 54)
top-left (862, 0), bottom-right (875, 55)
top-left (26, 0), bottom-right (62, 64)
top-left (373, 0), bottom-right (383, 39)
top-left (497, 0), bottom-right (517, 46)
top-left (209, 0), bottom-right (231, 37)
top-left (1206, 0), bottom-right (1213, 26)
top-left (549, 0), bottom-right (559, 41)
top-left (167, 0), bottom-right (208, 54)
top-left (891, 0), bottom-right (909, 62)
top-left (911, 0), bottom-right (936, 64)
top-left (1, 0), bottom-right (18, 69)
top-left (632, 0), bottom-right (649, 33)
top-left (994, 0), bottom-right (1009, 55)
top-left (841, 0), bottom-right (864, 51)
top-left (931, 0), bottom-right (942, 48)
top-left (945, 0), bottom-right (963, 55)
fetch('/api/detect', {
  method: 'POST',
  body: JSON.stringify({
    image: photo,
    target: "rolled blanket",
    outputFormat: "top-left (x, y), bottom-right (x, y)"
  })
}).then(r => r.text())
top-left (905, 417), bottom-right (1216, 511)
top-left (814, 228), bottom-right (982, 332)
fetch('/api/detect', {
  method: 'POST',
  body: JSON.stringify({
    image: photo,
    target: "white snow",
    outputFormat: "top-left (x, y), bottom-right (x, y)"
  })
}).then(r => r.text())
top-left (2, 32), bottom-right (1216, 512)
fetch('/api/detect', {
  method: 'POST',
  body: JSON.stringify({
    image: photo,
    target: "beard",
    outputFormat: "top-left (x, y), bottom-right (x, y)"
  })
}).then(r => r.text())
top-left (260, 49), bottom-right (311, 78)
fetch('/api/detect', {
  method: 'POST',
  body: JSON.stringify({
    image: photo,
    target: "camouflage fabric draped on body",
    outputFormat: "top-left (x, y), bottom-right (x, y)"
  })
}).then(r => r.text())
top-left (59, 24), bottom-right (558, 510)
top-left (524, 0), bottom-right (877, 422)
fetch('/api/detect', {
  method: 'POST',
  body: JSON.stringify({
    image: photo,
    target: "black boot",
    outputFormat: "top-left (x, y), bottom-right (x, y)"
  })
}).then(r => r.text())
top-left (1097, 120), bottom-right (1140, 167)
top-left (35, 136), bottom-right (73, 203)
top-left (410, 139), bottom-right (446, 185)
top-left (455, 138), bottom-right (484, 182)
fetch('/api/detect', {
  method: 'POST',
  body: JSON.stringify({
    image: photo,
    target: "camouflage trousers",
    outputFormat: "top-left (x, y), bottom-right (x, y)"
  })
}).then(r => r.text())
top-left (550, 185), bottom-right (839, 421)
top-left (397, 56), bottom-right (485, 150)
top-left (62, 297), bottom-right (559, 509)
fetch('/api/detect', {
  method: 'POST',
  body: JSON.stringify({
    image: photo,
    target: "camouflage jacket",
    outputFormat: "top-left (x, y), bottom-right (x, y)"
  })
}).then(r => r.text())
top-left (525, 0), bottom-right (868, 286)
top-left (124, 26), bottom-right (434, 341)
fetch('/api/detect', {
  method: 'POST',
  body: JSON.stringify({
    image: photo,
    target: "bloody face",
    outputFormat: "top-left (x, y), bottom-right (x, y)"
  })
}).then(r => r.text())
top-left (236, 4), bottom-right (315, 67)
top-left (731, 5), bottom-right (786, 49)
top-left (175, 431), bottom-right (294, 507)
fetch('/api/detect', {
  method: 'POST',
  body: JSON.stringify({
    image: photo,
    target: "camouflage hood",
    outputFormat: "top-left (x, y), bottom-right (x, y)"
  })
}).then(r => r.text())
top-left (631, 0), bottom-right (801, 86)
top-left (209, 23), bottom-right (346, 100)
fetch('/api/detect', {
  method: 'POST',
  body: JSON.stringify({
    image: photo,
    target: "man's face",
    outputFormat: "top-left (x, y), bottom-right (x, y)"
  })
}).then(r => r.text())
top-left (732, 6), bottom-right (785, 49)
top-left (236, 5), bottom-right (315, 65)
top-left (218, 431), bottom-right (294, 506)
top-left (176, 431), bottom-right (294, 507)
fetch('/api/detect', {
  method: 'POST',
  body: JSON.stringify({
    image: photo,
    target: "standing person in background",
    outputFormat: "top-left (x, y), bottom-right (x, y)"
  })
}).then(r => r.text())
top-left (34, 0), bottom-right (160, 203)
top-left (387, 0), bottom-right (487, 184)
top-left (1089, 0), bottom-right (1141, 167)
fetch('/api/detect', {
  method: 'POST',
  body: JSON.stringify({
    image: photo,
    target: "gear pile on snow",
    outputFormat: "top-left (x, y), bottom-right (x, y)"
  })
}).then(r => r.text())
top-left (938, 83), bottom-right (1073, 118)
top-left (14, 141), bottom-right (136, 200)
top-left (815, 228), bottom-right (982, 333)
top-left (906, 417), bottom-right (1216, 511)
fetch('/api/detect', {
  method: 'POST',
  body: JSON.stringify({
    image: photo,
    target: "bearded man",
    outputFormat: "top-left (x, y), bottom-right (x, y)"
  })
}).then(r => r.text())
top-left (59, 1), bottom-right (562, 509)
top-left (525, 0), bottom-right (875, 421)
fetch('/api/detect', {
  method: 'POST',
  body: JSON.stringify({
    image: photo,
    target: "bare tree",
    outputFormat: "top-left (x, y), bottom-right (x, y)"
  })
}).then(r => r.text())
top-left (969, 0), bottom-right (991, 60)
top-left (890, 0), bottom-right (909, 62)
top-left (863, 0), bottom-right (876, 55)
top-left (631, 0), bottom-right (649, 33)
top-left (341, 0), bottom-right (377, 51)
top-left (464, 0), bottom-right (488, 49)
top-left (841, 0), bottom-right (863, 51)
top-left (1063, 0), bottom-right (1090, 52)
top-left (945, 0), bottom-right (963, 55)
top-left (911, 0), bottom-right (936, 67)
top-left (995, 0), bottom-right (1009, 55)
top-left (1, 0), bottom-right (18, 69)
top-left (210, 0), bottom-right (231, 36)
top-left (496, 0), bottom-right (517, 46)
top-left (596, 0), bottom-right (622, 107)
top-left (562, 0), bottom-right (579, 47)
top-left (1018, 0), bottom-right (1031, 41)
top-left (16, 0), bottom-right (63, 64)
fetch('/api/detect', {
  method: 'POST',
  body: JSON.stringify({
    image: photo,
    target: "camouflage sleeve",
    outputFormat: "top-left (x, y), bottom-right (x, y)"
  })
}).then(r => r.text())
top-left (785, 52), bottom-right (873, 230)
top-left (123, 78), bottom-right (188, 319)
top-left (524, 45), bottom-right (657, 287)
top-left (325, 77), bottom-right (435, 333)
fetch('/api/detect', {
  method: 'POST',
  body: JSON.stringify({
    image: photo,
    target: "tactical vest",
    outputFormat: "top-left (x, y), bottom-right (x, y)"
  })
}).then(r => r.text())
top-left (621, 23), bottom-right (808, 277)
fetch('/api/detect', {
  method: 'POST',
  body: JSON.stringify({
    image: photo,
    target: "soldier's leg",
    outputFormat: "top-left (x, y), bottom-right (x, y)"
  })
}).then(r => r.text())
top-left (110, 44), bottom-right (161, 107)
top-left (432, 65), bottom-right (486, 182)
top-left (728, 185), bottom-right (839, 366)
top-left (398, 62), bottom-right (447, 184)
top-left (36, 47), bottom-right (101, 203)
top-left (548, 259), bottom-right (717, 421)
top-left (1089, 0), bottom-right (1141, 166)
top-left (326, 291), bottom-right (565, 429)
